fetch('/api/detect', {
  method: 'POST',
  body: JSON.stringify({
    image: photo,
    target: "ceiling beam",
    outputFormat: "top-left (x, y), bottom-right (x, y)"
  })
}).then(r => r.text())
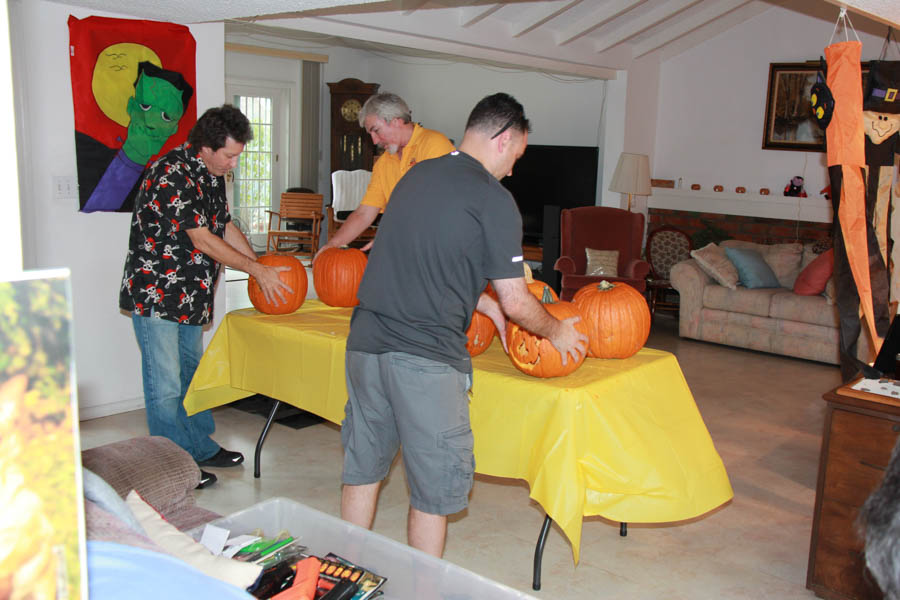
top-left (459, 3), bottom-right (504, 27)
top-left (511, 0), bottom-right (583, 38)
top-left (556, 0), bottom-right (644, 46)
top-left (633, 0), bottom-right (750, 58)
top-left (401, 0), bottom-right (430, 17)
top-left (593, 0), bottom-right (701, 54)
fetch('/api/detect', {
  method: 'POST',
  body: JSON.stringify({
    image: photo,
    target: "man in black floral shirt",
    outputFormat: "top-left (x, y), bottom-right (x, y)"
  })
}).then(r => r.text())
top-left (120, 104), bottom-right (292, 488)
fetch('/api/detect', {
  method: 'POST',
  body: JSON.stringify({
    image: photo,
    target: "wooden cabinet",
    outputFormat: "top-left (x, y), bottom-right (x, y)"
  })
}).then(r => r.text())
top-left (807, 385), bottom-right (900, 599)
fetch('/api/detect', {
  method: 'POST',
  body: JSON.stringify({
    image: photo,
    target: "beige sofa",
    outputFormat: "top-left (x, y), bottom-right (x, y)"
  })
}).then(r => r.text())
top-left (670, 239), bottom-right (840, 365)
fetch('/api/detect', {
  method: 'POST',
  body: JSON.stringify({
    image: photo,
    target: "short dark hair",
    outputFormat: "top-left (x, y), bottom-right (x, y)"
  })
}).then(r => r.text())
top-left (134, 61), bottom-right (193, 112)
top-left (188, 104), bottom-right (253, 151)
top-left (465, 93), bottom-right (531, 138)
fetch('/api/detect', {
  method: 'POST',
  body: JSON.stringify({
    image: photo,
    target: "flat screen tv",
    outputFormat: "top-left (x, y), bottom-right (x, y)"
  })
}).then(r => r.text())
top-left (501, 144), bottom-right (599, 246)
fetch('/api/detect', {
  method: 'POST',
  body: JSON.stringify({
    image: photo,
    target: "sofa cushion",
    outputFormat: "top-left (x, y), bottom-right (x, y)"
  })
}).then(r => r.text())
top-left (703, 285), bottom-right (780, 317)
top-left (126, 490), bottom-right (263, 589)
top-left (770, 291), bottom-right (840, 328)
top-left (724, 247), bottom-right (781, 289)
top-left (691, 243), bottom-right (738, 289)
top-left (721, 240), bottom-right (803, 287)
top-left (81, 436), bottom-right (200, 519)
top-left (794, 248), bottom-right (834, 295)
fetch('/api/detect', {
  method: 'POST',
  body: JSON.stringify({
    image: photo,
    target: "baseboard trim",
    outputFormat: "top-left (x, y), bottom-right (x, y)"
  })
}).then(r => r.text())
top-left (79, 397), bottom-right (144, 421)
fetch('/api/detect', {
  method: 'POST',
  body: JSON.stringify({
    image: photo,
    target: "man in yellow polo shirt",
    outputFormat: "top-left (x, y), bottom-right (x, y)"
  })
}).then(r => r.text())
top-left (316, 93), bottom-right (454, 257)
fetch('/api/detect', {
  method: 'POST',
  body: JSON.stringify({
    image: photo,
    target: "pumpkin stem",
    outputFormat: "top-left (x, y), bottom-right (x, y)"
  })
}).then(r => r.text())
top-left (597, 280), bottom-right (615, 291)
top-left (541, 287), bottom-right (556, 304)
top-left (523, 262), bottom-right (534, 284)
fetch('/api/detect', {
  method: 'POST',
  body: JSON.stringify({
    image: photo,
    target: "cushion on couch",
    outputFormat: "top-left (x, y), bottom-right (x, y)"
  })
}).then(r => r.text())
top-left (794, 248), bottom-right (834, 295)
top-left (690, 243), bottom-right (738, 290)
top-left (126, 490), bottom-right (263, 590)
top-left (721, 240), bottom-right (803, 287)
top-left (82, 436), bottom-right (220, 531)
top-left (769, 291), bottom-right (841, 328)
top-left (703, 285), bottom-right (780, 317)
top-left (724, 247), bottom-right (781, 289)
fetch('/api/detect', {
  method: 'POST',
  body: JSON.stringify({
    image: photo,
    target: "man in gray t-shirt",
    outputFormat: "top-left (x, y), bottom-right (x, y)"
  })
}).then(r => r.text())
top-left (340, 93), bottom-right (587, 558)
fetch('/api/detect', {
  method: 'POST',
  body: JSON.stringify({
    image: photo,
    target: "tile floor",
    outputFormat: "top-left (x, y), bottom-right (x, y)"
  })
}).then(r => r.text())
top-left (80, 284), bottom-right (842, 599)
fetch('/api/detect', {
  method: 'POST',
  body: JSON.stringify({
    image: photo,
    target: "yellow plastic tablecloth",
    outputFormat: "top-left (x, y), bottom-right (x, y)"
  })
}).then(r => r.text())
top-left (184, 300), bottom-right (733, 561)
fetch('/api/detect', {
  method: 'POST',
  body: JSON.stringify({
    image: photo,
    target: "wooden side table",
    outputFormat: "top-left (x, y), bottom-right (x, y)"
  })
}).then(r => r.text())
top-left (807, 383), bottom-right (900, 599)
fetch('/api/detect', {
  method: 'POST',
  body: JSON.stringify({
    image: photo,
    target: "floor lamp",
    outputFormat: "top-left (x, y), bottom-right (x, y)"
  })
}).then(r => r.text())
top-left (609, 153), bottom-right (651, 212)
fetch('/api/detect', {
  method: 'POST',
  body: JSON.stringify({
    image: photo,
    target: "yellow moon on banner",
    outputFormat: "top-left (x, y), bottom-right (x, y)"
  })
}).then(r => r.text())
top-left (92, 43), bottom-right (162, 127)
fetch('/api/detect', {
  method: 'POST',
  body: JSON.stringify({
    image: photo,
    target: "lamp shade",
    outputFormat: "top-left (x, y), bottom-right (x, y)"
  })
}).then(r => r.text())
top-left (609, 153), bottom-right (651, 196)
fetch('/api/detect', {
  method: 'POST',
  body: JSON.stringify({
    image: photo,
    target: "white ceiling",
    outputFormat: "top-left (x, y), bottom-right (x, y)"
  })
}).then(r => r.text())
top-left (48, 0), bottom-right (899, 78)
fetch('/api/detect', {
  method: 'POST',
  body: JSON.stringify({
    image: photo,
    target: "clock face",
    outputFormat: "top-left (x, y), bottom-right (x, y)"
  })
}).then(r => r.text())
top-left (340, 99), bottom-right (362, 123)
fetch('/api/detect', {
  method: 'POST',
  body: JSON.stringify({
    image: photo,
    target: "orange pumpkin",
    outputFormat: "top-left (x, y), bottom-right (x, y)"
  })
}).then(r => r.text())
top-left (465, 310), bottom-right (496, 356)
top-left (313, 247), bottom-right (368, 307)
top-left (506, 288), bottom-right (587, 377)
top-left (572, 280), bottom-right (650, 359)
top-left (523, 262), bottom-right (558, 301)
top-left (248, 254), bottom-right (308, 315)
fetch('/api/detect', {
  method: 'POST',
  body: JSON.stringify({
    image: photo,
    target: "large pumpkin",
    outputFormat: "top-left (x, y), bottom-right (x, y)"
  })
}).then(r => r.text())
top-left (465, 310), bottom-right (496, 357)
top-left (248, 254), bottom-right (308, 315)
top-left (506, 289), bottom-right (587, 377)
top-left (313, 247), bottom-right (368, 307)
top-left (523, 263), bottom-right (558, 301)
top-left (572, 280), bottom-right (650, 359)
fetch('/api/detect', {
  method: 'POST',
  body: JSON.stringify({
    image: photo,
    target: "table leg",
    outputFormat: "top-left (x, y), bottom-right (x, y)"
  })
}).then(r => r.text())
top-left (620, 522), bottom-right (627, 536)
top-left (533, 514), bottom-right (552, 591)
top-left (254, 400), bottom-right (281, 479)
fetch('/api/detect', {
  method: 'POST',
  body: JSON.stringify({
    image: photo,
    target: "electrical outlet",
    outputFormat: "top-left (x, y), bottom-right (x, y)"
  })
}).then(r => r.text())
top-left (52, 175), bottom-right (78, 201)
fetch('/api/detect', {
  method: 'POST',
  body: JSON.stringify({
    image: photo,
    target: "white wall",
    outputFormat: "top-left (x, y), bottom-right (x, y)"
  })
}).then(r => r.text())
top-left (311, 45), bottom-right (609, 204)
top-left (0, 0), bottom-right (21, 276)
top-left (13, 0), bottom-right (224, 418)
top-left (653, 2), bottom-right (888, 206)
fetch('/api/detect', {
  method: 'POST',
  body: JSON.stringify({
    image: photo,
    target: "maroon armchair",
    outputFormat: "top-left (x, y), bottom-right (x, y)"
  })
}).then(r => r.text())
top-left (553, 206), bottom-right (650, 301)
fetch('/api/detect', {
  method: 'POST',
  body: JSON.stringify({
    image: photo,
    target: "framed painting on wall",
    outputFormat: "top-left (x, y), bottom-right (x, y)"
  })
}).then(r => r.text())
top-left (762, 61), bottom-right (870, 152)
top-left (762, 62), bottom-right (826, 152)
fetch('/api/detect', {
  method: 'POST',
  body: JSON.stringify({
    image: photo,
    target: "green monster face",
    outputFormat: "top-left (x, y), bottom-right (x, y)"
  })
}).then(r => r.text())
top-left (121, 73), bottom-right (185, 165)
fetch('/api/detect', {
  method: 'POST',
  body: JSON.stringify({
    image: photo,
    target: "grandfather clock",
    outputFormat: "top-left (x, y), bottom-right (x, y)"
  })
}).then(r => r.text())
top-left (327, 78), bottom-right (380, 173)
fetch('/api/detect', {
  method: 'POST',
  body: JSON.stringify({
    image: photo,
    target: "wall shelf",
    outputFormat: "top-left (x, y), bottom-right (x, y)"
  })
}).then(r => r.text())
top-left (648, 188), bottom-right (832, 224)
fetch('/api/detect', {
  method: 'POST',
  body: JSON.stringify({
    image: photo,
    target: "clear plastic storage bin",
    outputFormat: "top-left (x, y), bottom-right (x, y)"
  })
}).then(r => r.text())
top-left (191, 497), bottom-right (536, 599)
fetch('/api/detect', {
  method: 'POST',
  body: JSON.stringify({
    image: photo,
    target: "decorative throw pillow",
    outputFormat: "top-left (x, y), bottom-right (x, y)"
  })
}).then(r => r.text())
top-left (793, 248), bottom-right (834, 296)
top-left (125, 490), bottom-right (262, 589)
top-left (721, 240), bottom-right (802, 287)
top-left (690, 243), bottom-right (738, 290)
top-left (585, 248), bottom-right (618, 277)
top-left (723, 247), bottom-right (781, 289)
top-left (823, 277), bottom-right (836, 305)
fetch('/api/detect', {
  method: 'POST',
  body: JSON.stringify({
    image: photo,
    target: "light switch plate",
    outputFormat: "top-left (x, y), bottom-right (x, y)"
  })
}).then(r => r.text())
top-left (52, 175), bottom-right (77, 200)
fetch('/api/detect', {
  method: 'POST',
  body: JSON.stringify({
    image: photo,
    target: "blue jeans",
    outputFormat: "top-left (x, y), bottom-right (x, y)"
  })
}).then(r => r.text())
top-left (132, 314), bottom-right (219, 462)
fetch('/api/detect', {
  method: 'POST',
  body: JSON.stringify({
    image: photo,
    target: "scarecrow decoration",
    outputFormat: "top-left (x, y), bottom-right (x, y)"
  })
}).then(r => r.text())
top-left (815, 14), bottom-right (899, 381)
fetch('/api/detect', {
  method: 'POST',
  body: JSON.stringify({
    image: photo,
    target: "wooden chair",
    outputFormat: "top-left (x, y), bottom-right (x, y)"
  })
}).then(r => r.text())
top-left (645, 225), bottom-right (693, 317)
top-left (266, 192), bottom-right (324, 261)
top-left (328, 169), bottom-right (377, 245)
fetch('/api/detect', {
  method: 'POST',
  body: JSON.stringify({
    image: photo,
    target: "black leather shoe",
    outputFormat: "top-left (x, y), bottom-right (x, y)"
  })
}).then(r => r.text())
top-left (197, 448), bottom-right (245, 468)
top-left (196, 470), bottom-right (217, 489)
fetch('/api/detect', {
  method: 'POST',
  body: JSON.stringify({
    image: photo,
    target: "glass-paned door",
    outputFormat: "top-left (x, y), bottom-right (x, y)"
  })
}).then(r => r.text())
top-left (233, 95), bottom-right (272, 235)
top-left (226, 84), bottom-right (288, 240)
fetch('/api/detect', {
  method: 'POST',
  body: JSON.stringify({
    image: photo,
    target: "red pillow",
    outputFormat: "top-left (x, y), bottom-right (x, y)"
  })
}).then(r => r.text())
top-left (793, 248), bottom-right (834, 295)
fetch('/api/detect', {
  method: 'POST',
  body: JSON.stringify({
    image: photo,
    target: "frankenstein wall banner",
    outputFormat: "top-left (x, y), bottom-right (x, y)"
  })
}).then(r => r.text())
top-left (68, 15), bottom-right (196, 213)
